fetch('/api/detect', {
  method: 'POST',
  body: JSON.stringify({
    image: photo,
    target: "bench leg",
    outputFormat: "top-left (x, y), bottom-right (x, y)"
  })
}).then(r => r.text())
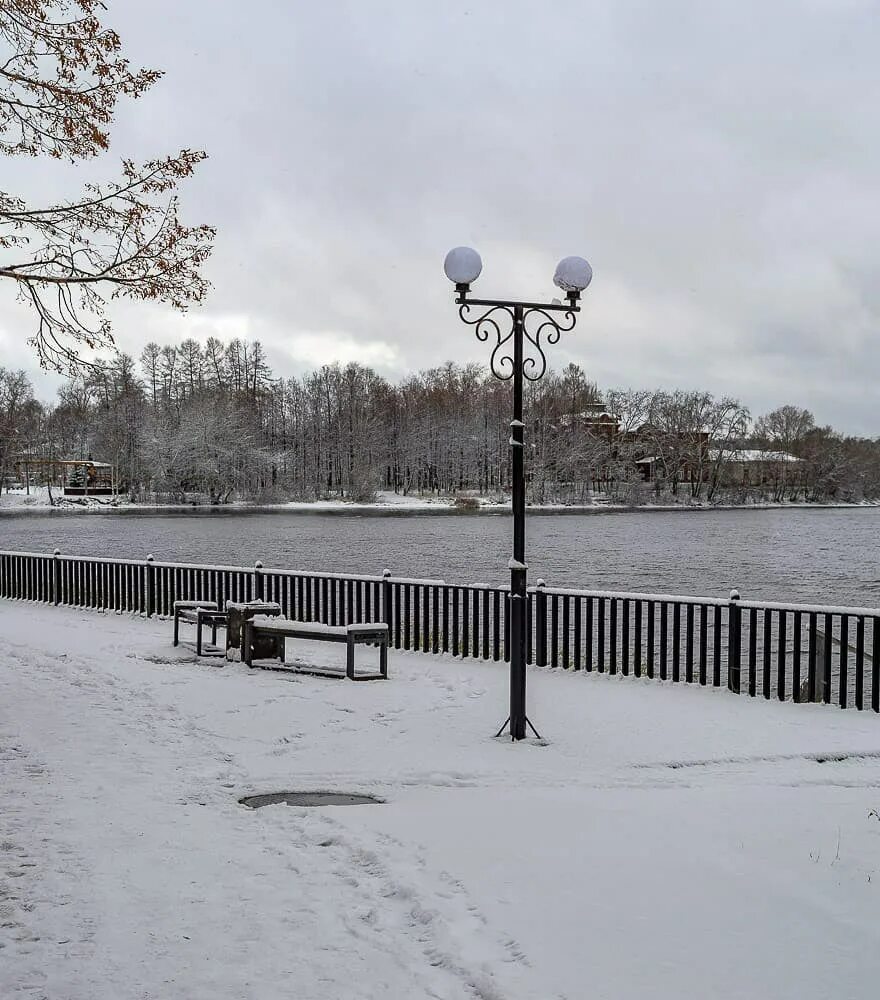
top-left (380, 639), bottom-right (388, 678)
top-left (173, 612), bottom-right (179, 647)
top-left (278, 637), bottom-right (285, 664)
top-left (346, 636), bottom-right (355, 680)
top-left (211, 622), bottom-right (218, 645)
top-left (243, 622), bottom-right (253, 667)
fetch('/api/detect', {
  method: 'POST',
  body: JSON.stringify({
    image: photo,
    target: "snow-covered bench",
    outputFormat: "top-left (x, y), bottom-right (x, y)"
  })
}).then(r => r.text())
top-left (242, 616), bottom-right (389, 680)
top-left (224, 601), bottom-right (283, 661)
top-left (173, 599), bottom-right (283, 658)
top-left (173, 600), bottom-right (226, 656)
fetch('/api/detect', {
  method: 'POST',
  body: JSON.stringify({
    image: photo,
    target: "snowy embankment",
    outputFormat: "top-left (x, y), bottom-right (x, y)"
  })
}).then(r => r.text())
top-left (2, 603), bottom-right (879, 1000)
top-left (4, 486), bottom-right (879, 516)
top-left (0, 488), bottom-right (475, 514)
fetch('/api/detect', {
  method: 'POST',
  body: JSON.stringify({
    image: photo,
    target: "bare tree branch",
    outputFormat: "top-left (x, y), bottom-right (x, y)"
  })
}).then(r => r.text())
top-left (0, 2), bottom-right (214, 374)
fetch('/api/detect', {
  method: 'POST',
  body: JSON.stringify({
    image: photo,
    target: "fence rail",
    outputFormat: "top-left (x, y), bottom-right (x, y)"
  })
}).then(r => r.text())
top-left (1, 549), bottom-right (877, 713)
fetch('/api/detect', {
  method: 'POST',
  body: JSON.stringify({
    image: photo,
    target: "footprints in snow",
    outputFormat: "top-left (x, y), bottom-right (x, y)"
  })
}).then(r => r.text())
top-left (286, 813), bottom-right (532, 996)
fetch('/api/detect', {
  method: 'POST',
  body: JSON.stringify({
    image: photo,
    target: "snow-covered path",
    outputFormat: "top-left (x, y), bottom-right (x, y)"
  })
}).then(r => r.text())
top-left (2, 603), bottom-right (879, 999)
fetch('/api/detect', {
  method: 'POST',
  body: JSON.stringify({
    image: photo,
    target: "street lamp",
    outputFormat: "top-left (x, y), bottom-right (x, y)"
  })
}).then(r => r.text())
top-left (444, 247), bottom-right (592, 741)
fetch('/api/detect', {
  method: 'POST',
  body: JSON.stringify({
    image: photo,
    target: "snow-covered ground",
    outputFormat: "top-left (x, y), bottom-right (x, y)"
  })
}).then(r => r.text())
top-left (5, 485), bottom-right (877, 515)
top-left (0, 486), bottom-right (54, 508)
top-left (2, 602), bottom-right (879, 999)
top-left (0, 488), bottom-right (486, 513)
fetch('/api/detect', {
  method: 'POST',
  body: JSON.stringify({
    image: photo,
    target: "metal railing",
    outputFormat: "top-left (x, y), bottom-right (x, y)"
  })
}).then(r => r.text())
top-left (1, 549), bottom-right (877, 713)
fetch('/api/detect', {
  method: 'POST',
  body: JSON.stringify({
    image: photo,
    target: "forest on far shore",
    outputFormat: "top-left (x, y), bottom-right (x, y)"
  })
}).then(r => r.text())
top-left (2, 338), bottom-right (880, 507)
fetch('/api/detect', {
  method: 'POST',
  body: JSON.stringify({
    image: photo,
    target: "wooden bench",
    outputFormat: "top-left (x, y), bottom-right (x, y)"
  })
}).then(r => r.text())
top-left (173, 600), bottom-right (226, 656)
top-left (173, 600), bottom-right (282, 658)
top-left (242, 616), bottom-right (389, 680)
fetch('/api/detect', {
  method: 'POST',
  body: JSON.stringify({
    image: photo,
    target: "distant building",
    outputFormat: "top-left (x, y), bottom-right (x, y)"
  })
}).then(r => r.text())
top-left (624, 425), bottom-right (710, 483)
top-left (12, 457), bottom-right (118, 496)
top-left (709, 449), bottom-right (803, 487)
top-left (559, 402), bottom-right (712, 485)
top-left (559, 401), bottom-right (621, 439)
top-left (633, 455), bottom-right (660, 481)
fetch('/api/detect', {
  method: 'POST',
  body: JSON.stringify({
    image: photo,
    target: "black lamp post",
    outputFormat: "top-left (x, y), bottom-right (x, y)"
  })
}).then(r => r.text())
top-left (444, 247), bottom-right (592, 741)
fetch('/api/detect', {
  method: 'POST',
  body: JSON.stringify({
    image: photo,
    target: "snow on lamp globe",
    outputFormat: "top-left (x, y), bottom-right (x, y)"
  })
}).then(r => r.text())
top-left (553, 256), bottom-right (593, 294)
top-left (443, 246), bottom-right (483, 289)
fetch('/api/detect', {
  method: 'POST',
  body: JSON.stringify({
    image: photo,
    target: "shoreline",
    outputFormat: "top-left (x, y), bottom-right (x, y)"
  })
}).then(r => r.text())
top-left (2, 498), bottom-right (879, 517)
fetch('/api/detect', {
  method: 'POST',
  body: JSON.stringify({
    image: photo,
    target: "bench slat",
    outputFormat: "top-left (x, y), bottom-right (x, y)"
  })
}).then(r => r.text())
top-left (250, 616), bottom-right (387, 640)
top-left (243, 617), bottom-right (389, 680)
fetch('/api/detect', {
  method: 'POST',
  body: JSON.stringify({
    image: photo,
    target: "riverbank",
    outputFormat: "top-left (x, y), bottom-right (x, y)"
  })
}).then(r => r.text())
top-left (2, 487), bottom-right (879, 516)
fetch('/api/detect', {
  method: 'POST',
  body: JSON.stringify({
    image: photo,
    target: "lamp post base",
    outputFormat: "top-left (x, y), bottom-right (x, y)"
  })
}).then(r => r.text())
top-left (494, 715), bottom-right (542, 741)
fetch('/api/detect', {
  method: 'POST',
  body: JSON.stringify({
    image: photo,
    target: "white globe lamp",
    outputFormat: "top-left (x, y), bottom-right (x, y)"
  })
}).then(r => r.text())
top-left (553, 256), bottom-right (593, 294)
top-left (444, 246), bottom-right (483, 287)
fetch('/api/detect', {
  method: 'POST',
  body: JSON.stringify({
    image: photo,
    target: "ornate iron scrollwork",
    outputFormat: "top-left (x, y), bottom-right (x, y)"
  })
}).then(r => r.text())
top-left (457, 302), bottom-right (515, 380)
top-left (521, 306), bottom-right (577, 382)
top-left (458, 301), bottom-right (577, 382)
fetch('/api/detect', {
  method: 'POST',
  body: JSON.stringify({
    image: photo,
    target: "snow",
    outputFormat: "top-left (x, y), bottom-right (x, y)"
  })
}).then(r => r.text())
top-left (710, 448), bottom-right (804, 463)
top-left (552, 256), bottom-right (592, 293)
top-left (0, 486), bottom-right (54, 508)
top-left (0, 489), bottom-right (500, 514)
top-left (4, 486), bottom-right (880, 516)
top-left (0, 486), bottom-right (127, 513)
top-left (2, 601), bottom-right (880, 999)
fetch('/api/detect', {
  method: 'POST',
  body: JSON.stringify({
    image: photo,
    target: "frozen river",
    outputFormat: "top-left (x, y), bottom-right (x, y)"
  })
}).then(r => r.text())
top-left (2, 506), bottom-right (879, 607)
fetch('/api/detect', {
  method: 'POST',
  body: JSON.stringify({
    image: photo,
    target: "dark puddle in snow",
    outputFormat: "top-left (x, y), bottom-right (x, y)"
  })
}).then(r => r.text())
top-left (240, 791), bottom-right (383, 808)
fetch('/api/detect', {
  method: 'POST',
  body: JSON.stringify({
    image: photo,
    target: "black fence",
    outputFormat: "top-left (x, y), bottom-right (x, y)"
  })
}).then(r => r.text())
top-left (1, 549), bottom-right (877, 713)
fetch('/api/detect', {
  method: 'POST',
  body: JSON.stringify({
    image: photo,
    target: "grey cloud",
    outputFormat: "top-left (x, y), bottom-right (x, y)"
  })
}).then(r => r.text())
top-left (1, 0), bottom-right (878, 432)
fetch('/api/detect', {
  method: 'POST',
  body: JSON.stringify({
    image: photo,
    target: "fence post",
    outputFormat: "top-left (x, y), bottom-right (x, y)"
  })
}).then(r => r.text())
top-left (535, 578), bottom-right (548, 667)
top-left (728, 588), bottom-right (741, 693)
top-left (382, 568), bottom-right (392, 631)
top-left (254, 560), bottom-right (264, 601)
top-left (52, 548), bottom-right (61, 606)
top-left (145, 554), bottom-right (155, 618)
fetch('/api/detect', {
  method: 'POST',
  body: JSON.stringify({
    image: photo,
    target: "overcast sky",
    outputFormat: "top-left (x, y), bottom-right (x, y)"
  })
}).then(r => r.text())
top-left (1, 0), bottom-right (879, 432)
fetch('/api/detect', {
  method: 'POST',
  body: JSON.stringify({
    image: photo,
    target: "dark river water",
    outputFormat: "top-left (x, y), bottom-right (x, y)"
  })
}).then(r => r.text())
top-left (2, 507), bottom-right (879, 607)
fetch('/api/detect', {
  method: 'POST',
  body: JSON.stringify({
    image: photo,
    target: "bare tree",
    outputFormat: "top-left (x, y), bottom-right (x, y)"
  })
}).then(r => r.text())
top-left (140, 342), bottom-right (161, 407)
top-left (755, 405), bottom-right (815, 455)
top-left (178, 339), bottom-right (204, 398)
top-left (11, 341), bottom-right (880, 508)
top-left (603, 388), bottom-right (652, 500)
top-left (203, 336), bottom-right (227, 388)
top-left (0, 1), bottom-right (214, 372)
top-left (693, 396), bottom-right (750, 500)
top-left (158, 345), bottom-right (177, 406)
top-left (755, 405), bottom-right (815, 500)
top-left (0, 366), bottom-right (37, 487)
